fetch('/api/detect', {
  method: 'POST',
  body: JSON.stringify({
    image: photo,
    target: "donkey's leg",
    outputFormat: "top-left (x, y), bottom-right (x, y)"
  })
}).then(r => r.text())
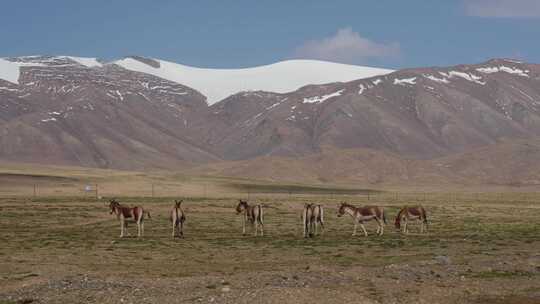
top-left (320, 220), bottom-right (325, 235)
top-left (141, 220), bottom-right (145, 237)
top-left (242, 215), bottom-right (246, 236)
top-left (180, 220), bottom-right (184, 237)
top-left (172, 220), bottom-right (176, 238)
top-left (360, 223), bottom-right (368, 237)
top-left (124, 220), bottom-right (131, 236)
top-left (303, 215), bottom-right (307, 238)
top-left (353, 222), bottom-right (358, 236)
top-left (420, 221), bottom-right (424, 233)
top-left (378, 219), bottom-right (384, 236)
top-left (254, 221), bottom-right (258, 236)
top-left (120, 218), bottom-right (124, 238)
top-left (260, 220), bottom-right (264, 237)
top-left (404, 219), bottom-right (408, 234)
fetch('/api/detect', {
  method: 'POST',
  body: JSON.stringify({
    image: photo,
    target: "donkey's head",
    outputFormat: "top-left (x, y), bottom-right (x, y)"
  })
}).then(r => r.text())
top-left (337, 202), bottom-right (347, 217)
top-left (109, 199), bottom-right (120, 214)
top-left (174, 200), bottom-right (183, 208)
top-left (236, 200), bottom-right (248, 214)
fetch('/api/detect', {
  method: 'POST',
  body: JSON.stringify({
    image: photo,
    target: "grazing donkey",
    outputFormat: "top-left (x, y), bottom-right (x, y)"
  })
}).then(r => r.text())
top-left (395, 206), bottom-right (428, 234)
top-left (235, 200), bottom-right (264, 236)
top-left (171, 200), bottom-right (186, 238)
top-left (302, 203), bottom-right (324, 238)
top-left (337, 202), bottom-right (387, 236)
top-left (109, 199), bottom-right (150, 238)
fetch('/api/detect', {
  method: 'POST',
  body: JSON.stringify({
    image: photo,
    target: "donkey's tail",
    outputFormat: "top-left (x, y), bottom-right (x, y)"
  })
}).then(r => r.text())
top-left (382, 208), bottom-right (387, 225)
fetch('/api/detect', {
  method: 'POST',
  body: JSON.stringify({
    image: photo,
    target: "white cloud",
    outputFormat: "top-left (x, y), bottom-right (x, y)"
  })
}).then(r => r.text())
top-left (465, 0), bottom-right (540, 18)
top-left (292, 27), bottom-right (400, 65)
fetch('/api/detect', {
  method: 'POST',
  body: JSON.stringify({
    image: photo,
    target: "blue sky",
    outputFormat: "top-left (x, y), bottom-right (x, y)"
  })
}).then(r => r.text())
top-left (1, 0), bottom-right (539, 69)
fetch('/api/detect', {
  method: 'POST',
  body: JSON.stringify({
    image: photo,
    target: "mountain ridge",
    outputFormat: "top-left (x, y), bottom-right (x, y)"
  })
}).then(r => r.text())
top-left (1, 55), bottom-right (540, 186)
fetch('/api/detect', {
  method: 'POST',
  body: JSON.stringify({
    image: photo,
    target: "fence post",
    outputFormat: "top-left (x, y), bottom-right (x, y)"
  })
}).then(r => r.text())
top-left (152, 183), bottom-right (155, 198)
top-left (33, 184), bottom-right (37, 198)
top-left (95, 184), bottom-right (98, 199)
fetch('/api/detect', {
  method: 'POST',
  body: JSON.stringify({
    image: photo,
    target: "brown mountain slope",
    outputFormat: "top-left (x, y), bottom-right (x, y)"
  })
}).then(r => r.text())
top-left (0, 56), bottom-right (219, 169)
top-left (188, 146), bottom-right (457, 186)
top-left (206, 59), bottom-right (540, 160)
top-left (436, 138), bottom-right (540, 186)
top-left (189, 139), bottom-right (540, 187)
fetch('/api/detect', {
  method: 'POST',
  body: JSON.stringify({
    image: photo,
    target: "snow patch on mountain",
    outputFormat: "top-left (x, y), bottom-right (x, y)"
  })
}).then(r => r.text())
top-left (64, 56), bottom-right (102, 68)
top-left (440, 71), bottom-right (485, 85)
top-left (358, 84), bottom-right (366, 95)
top-left (0, 58), bottom-right (46, 84)
top-left (114, 58), bottom-right (393, 105)
top-left (372, 78), bottom-right (383, 85)
top-left (393, 77), bottom-right (417, 86)
top-left (476, 66), bottom-right (529, 77)
top-left (0, 59), bottom-right (22, 84)
top-left (303, 89), bottom-right (344, 104)
top-left (423, 74), bottom-right (450, 84)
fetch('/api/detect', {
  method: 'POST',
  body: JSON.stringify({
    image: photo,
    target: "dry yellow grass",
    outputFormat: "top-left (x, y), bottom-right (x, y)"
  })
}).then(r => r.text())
top-left (1, 193), bottom-right (540, 303)
top-left (1, 163), bottom-right (540, 303)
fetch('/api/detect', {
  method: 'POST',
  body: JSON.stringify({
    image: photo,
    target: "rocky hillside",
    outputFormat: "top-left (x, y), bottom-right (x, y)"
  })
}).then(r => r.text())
top-left (0, 56), bottom-right (217, 169)
top-left (205, 59), bottom-right (540, 160)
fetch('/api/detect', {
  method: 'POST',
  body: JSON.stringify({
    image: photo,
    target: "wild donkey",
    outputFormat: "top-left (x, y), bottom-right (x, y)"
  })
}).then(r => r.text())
top-left (302, 203), bottom-right (324, 238)
top-left (109, 199), bottom-right (150, 238)
top-left (236, 200), bottom-right (264, 236)
top-left (395, 206), bottom-right (428, 234)
top-left (337, 202), bottom-right (386, 236)
top-left (171, 200), bottom-right (186, 238)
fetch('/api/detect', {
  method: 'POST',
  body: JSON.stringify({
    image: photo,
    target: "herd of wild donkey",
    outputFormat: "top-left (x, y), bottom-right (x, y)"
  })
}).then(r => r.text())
top-left (108, 199), bottom-right (429, 238)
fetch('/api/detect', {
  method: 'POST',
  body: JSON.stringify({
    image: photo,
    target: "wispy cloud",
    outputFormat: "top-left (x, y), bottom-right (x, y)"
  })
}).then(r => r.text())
top-left (465, 0), bottom-right (540, 18)
top-left (292, 27), bottom-right (400, 65)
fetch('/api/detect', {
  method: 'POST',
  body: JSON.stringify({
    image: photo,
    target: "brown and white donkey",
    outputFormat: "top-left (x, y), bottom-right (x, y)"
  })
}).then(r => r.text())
top-left (170, 200), bottom-right (186, 238)
top-left (109, 199), bottom-right (150, 238)
top-left (395, 206), bottom-right (428, 234)
top-left (236, 200), bottom-right (264, 236)
top-left (337, 202), bottom-right (387, 236)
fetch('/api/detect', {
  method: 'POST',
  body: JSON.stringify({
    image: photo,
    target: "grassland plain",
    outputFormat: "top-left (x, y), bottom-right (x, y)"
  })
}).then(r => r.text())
top-left (0, 192), bottom-right (540, 304)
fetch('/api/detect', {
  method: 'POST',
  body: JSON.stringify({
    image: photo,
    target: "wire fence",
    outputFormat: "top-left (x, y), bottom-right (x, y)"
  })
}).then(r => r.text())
top-left (1, 182), bottom-right (540, 205)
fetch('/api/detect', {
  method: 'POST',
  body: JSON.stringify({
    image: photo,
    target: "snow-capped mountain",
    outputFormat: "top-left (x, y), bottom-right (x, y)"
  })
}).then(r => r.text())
top-left (2, 55), bottom-right (540, 186)
top-left (113, 57), bottom-right (394, 105)
top-left (0, 55), bottom-right (217, 168)
top-left (203, 58), bottom-right (540, 160)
